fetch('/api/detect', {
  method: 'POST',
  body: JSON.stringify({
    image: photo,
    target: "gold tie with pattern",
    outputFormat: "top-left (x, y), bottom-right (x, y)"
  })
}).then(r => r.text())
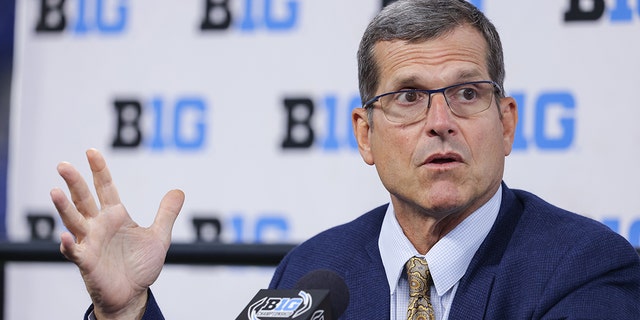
top-left (406, 257), bottom-right (435, 320)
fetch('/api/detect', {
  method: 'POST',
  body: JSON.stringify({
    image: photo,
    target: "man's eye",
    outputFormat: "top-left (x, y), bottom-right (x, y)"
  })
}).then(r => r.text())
top-left (397, 91), bottom-right (421, 104)
top-left (461, 88), bottom-right (478, 101)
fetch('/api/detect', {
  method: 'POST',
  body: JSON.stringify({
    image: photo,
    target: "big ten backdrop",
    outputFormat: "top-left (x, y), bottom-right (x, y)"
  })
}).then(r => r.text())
top-left (2, 0), bottom-right (639, 319)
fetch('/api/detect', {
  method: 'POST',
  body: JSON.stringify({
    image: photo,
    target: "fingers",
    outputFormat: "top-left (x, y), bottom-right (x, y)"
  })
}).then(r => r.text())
top-left (56, 161), bottom-right (99, 218)
top-left (52, 148), bottom-right (117, 241)
top-left (51, 187), bottom-right (88, 240)
top-left (86, 148), bottom-right (122, 209)
top-left (59, 231), bottom-right (79, 261)
top-left (152, 189), bottom-right (185, 247)
top-left (54, 149), bottom-right (183, 251)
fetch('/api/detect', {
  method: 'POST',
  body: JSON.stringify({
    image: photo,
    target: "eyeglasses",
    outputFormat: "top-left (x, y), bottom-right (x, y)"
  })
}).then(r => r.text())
top-left (363, 80), bottom-right (501, 124)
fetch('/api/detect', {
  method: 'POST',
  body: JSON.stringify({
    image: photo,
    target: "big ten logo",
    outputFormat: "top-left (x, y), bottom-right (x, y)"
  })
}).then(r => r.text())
top-left (602, 218), bottom-right (640, 247)
top-left (35, 0), bottom-right (128, 34)
top-left (259, 297), bottom-right (304, 313)
top-left (192, 213), bottom-right (290, 243)
top-left (564, 0), bottom-right (639, 22)
top-left (281, 94), bottom-right (361, 151)
top-left (511, 91), bottom-right (576, 151)
top-left (111, 96), bottom-right (208, 151)
top-left (200, 0), bottom-right (300, 32)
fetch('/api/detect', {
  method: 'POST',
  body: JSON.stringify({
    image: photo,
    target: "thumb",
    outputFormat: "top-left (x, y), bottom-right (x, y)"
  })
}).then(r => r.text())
top-left (152, 189), bottom-right (185, 247)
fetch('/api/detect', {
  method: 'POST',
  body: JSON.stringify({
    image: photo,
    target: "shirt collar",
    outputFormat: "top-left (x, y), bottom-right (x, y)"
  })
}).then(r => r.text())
top-left (379, 185), bottom-right (502, 296)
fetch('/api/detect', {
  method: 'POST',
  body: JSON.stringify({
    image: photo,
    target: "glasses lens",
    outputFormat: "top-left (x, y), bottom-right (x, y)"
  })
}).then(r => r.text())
top-left (444, 82), bottom-right (495, 117)
top-left (379, 90), bottom-right (430, 123)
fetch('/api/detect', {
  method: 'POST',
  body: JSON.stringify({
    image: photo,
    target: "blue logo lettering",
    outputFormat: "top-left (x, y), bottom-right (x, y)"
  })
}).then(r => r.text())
top-left (74, 0), bottom-right (128, 35)
top-left (512, 91), bottom-right (576, 151)
top-left (238, 0), bottom-right (300, 31)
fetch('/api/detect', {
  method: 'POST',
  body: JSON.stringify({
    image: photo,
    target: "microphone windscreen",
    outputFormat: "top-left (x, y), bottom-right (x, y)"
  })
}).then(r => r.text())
top-left (294, 269), bottom-right (350, 318)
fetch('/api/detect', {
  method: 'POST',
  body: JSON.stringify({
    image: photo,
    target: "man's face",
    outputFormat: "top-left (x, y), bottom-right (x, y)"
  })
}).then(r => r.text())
top-left (353, 24), bottom-right (517, 221)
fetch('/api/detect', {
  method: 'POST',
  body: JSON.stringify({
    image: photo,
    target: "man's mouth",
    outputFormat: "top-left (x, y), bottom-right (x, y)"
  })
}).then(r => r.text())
top-left (424, 153), bottom-right (463, 165)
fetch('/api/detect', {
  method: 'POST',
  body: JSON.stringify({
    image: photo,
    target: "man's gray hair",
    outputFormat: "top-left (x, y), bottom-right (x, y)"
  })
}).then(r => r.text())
top-left (357, 0), bottom-right (505, 107)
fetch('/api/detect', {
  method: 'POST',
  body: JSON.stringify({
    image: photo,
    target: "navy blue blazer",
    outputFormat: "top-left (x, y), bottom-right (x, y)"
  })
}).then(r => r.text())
top-left (269, 184), bottom-right (640, 319)
top-left (102, 184), bottom-right (640, 319)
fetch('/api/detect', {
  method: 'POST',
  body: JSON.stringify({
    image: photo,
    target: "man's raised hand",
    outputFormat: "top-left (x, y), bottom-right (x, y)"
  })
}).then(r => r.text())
top-left (50, 149), bottom-right (184, 319)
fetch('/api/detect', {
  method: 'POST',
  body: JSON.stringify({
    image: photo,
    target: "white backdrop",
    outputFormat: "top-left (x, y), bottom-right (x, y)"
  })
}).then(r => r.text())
top-left (6, 0), bottom-right (640, 319)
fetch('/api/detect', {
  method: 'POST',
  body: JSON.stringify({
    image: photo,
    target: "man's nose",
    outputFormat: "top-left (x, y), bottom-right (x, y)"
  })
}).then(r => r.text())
top-left (425, 92), bottom-right (455, 136)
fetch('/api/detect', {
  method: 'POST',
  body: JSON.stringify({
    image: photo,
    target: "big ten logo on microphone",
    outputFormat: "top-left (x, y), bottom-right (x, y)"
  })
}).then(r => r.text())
top-left (564, 0), bottom-right (640, 23)
top-left (510, 90), bottom-right (576, 151)
top-left (200, 0), bottom-right (300, 32)
top-left (111, 96), bottom-right (208, 151)
top-left (192, 213), bottom-right (290, 243)
top-left (35, 0), bottom-right (128, 34)
top-left (246, 293), bottom-right (311, 318)
top-left (281, 93), bottom-right (361, 151)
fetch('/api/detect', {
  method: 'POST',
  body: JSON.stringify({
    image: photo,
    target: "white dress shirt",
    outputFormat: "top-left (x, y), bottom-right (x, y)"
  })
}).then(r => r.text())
top-left (379, 186), bottom-right (502, 320)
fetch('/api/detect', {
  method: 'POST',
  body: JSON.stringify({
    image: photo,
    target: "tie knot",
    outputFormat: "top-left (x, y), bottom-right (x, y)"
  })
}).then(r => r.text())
top-left (406, 257), bottom-right (431, 297)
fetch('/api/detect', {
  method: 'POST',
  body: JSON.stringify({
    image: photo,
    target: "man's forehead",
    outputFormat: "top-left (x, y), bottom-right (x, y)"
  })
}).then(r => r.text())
top-left (373, 49), bottom-right (489, 89)
top-left (371, 28), bottom-right (489, 88)
top-left (389, 69), bottom-right (486, 86)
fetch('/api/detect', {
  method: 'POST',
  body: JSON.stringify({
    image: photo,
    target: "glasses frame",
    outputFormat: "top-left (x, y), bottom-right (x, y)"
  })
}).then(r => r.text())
top-left (362, 80), bottom-right (503, 122)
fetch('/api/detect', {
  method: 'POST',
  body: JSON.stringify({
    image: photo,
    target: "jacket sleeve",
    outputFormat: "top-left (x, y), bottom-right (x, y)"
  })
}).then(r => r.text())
top-left (83, 289), bottom-right (164, 320)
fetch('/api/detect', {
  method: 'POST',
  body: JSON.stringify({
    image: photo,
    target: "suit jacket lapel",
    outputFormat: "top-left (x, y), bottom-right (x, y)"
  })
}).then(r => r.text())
top-left (448, 183), bottom-right (524, 319)
top-left (353, 207), bottom-right (390, 318)
top-left (340, 205), bottom-right (391, 319)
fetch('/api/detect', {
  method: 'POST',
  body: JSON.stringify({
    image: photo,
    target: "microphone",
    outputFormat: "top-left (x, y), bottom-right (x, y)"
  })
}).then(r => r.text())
top-left (293, 269), bottom-right (350, 318)
top-left (236, 269), bottom-right (350, 320)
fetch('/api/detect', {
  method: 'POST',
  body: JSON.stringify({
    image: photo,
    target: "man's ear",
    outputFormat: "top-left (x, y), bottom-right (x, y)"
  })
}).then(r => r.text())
top-left (500, 97), bottom-right (518, 156)
top-left (352, 108), bottom-right (375, 165)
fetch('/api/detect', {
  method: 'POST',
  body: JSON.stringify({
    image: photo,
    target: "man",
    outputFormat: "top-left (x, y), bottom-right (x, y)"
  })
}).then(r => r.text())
top-left (51, 0), bottom-right (640, 319)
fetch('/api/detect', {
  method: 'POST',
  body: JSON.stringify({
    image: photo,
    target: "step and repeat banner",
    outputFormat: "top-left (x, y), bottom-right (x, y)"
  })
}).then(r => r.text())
top-left (6, 0), bottom-right (640, 319)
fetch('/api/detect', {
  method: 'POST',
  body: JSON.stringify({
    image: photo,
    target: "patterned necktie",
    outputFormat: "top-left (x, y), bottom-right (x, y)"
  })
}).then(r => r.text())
top-left (406, 257), bottom-right (435, 320)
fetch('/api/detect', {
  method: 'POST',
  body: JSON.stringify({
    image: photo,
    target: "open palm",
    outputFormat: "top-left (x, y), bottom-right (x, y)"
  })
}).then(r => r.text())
top-left (50, 149), bottom-right (184, 318)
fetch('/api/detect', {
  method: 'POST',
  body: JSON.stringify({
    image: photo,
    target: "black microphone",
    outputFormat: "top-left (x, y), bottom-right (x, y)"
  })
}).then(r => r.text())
top-left (236, 269), bottom-right (350, 320)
